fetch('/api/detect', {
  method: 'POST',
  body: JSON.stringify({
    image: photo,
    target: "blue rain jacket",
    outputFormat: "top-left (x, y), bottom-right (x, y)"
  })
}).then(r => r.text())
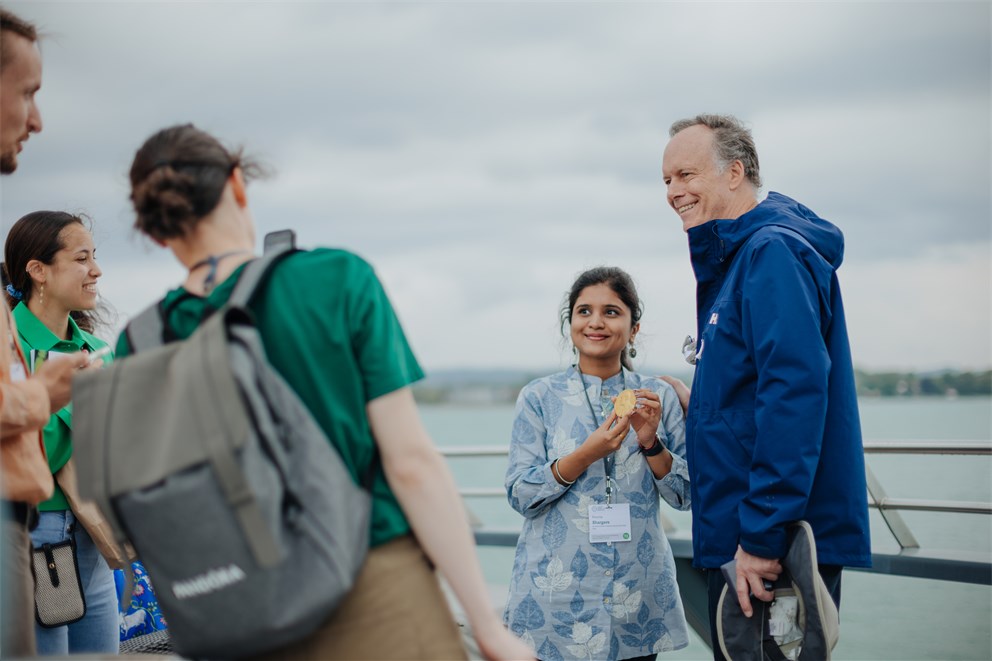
top-left (685, 192), bottom-right (871, 569)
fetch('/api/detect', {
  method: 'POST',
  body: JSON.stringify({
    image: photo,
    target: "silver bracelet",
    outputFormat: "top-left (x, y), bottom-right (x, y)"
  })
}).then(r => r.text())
top-left (552, 459), bottom-right (576, 485)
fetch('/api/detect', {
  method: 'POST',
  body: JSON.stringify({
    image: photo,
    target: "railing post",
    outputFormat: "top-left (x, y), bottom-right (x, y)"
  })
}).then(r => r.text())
top-left (865, 464), bottom-right (920, 549)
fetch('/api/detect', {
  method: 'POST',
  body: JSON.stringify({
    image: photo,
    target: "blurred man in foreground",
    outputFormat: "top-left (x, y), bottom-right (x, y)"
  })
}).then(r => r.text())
top-left (1, 7), bottom-right (89, 656)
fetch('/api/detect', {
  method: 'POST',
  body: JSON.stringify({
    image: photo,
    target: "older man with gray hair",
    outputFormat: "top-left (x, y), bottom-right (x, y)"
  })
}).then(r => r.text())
top-left (661, 114), bottom-right (870, 659)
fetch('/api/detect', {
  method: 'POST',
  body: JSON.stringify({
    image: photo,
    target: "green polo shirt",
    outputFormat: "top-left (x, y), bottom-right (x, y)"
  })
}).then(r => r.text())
top-left (13, 302), bottom-right (112, 511)
top-left (115, 249), bottom-right (423, 547)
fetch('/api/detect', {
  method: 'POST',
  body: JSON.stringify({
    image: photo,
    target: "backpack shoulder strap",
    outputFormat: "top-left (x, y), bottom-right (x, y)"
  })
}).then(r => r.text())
top-left (126, 231), bottom-right (299, 351)
top-left (125, 302), bottom-right (167, 354)
top-left (228, 228), bottom-right (298, 307)
top-left (125, 288), bottom-right (205, 353)
top-left (228, 245), bottom-right (299, 309)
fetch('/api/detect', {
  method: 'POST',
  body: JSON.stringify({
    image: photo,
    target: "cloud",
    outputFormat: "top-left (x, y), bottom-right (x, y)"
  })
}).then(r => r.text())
top-left (2, 0), bottom-right (989, 372)
top-left (842, 243), bottom-right (991, 371)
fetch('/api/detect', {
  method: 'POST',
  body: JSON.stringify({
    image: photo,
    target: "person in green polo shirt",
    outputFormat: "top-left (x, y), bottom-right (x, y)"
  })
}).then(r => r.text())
top-left (3, 210), bottom-right (120, 655)
top-left (120, 123), bottom-right (534, 661)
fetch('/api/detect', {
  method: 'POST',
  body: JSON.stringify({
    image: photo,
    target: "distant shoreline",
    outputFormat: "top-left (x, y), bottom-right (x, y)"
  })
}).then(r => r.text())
top-left (412, 368), bottom-right (992, 404)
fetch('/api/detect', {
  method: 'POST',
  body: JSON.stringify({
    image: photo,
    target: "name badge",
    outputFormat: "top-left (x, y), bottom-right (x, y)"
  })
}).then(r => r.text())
top-left (588, 503), bottom-right (631, 544)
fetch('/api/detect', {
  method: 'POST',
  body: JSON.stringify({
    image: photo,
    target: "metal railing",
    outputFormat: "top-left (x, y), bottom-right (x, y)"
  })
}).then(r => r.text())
top-left (862, 441), bottom-right (991, 552)
top-left (441, 441), bottom-right (992, 517)
top-left (441, 440), bottom-right (992, 585)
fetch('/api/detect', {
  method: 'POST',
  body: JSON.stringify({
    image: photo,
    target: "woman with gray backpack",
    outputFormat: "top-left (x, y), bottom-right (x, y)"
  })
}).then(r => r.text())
top-left (113, 123), bottom-right (533, 661)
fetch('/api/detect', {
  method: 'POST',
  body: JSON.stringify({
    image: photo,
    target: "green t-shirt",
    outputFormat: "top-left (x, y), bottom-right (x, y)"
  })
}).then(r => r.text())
top-left (115, 249), bottom-right (423, 547)
top-left (12, 302), bottom-right (112, 511)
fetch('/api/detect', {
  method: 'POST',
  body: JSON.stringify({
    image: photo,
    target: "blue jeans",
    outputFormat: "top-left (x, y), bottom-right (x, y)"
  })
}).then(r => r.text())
top-left (30, 510), bottom-right (119, 655)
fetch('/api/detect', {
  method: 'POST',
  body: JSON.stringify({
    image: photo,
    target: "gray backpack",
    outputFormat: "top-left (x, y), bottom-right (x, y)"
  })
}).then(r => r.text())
top-left (72, 247), bottom-right (372, 659)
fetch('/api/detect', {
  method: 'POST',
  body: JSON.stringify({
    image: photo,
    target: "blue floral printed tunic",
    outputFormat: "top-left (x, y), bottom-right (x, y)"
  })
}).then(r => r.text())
top-left (504, 367), bottom-right (690, 661)
top-left (116, 562), bottom-right (167, 641)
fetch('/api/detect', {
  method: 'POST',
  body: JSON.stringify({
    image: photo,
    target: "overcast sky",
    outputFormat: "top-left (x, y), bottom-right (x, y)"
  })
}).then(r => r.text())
top-left (2, 0), bottom-right (989, 374)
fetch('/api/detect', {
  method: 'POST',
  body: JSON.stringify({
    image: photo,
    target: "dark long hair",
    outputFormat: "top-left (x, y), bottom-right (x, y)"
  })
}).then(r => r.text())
top-left (560, 266), bottom-right (643, 371)
top-left (2, 210), bottom-right (108, 334)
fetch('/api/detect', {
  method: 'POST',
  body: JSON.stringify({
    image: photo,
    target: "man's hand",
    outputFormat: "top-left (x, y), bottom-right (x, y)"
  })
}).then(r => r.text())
top-left (659, 375), bottom-right (690, 415)
top-left (33, 352), bottom-right (89, 412)
top-left (734, 545), bottom-right (782, 617)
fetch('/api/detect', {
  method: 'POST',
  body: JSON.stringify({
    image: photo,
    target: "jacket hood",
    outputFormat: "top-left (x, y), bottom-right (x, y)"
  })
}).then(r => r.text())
top-left (688, 192), bottom-right (845, 272)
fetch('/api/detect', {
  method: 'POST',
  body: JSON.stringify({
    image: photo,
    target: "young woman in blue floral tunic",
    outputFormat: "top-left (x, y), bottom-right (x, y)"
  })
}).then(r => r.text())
top-left (504, 267), bottom-right (690, 661)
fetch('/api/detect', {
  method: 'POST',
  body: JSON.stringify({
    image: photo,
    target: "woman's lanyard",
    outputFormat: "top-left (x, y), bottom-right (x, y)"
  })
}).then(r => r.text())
top-left (577, 368), bottom-right (625, 505)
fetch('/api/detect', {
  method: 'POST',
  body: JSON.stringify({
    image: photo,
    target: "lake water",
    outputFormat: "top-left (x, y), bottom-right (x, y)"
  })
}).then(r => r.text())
top-left (422, 396), bottom-right (992, 661)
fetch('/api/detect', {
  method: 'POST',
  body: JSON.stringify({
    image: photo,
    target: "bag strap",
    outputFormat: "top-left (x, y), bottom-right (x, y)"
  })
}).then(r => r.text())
top-left (40, 544), bottom-right (60, 588)
top-left (226, 245), bottom-right (296, 310)
top-left (195, 310), bottom-right (283, 568)
top-left (360, 451), bottom-right (380, 493)
top-left (125, 302), bottom-right (167, 354)
top-left (124, 230), bottom-right (298, 353)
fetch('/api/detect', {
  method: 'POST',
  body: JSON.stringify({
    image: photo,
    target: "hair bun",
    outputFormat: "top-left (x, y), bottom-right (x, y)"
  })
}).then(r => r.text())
top-left (129, 124), bottom-right (265, 241)
top-left (131, 166), bottom-right (198, 240)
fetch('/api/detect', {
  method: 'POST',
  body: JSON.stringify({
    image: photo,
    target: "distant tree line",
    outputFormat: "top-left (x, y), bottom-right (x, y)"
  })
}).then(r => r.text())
top-left (854, 369), bottom-right (991, 397)
top-left (411, 368), bottom-right (992, 405)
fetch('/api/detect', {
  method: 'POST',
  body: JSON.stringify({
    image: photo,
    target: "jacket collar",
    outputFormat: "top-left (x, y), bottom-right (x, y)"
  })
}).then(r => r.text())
top-left (686, 191), bottom-right (845, 282)
top-left (12, 302), bottom-right (89, 352)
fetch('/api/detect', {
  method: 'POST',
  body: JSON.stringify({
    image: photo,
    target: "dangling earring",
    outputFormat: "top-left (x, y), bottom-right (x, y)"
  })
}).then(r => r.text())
top-left (38, 283), bottom-right (44, 306)
top-left (628, 343), bottom-right (637, 359)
